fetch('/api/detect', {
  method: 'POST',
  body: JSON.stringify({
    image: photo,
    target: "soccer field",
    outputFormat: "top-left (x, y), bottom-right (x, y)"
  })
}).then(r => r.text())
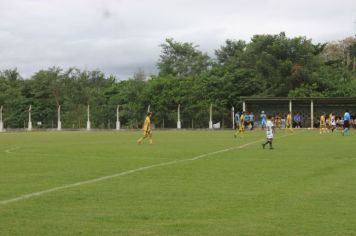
top-left (0, 130), bottom-right (355, 235)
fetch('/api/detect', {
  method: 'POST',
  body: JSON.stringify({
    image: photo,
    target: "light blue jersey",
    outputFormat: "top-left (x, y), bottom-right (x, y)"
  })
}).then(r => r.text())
top-left (342, 111), bottom-right (351, 136)
top-left (235, 112), bottom-right (240, 124)
top-left (260, 113), bottom-right (267, 127)
top-left (244, 114), bottom-right (250, 122)
top-left (344, 112), bottom-right (350, 121)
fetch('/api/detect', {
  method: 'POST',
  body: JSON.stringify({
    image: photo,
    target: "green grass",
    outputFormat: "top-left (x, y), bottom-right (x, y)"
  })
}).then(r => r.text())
top-left (0, 129), bottom-right (355, 236)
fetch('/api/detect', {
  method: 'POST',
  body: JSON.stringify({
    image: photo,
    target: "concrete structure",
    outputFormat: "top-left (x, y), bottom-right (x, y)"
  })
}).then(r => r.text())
top-left (28, 105), bottom-right (32, 131)
top-left (57, 105), bottom-right (62, 131)
top-left (86, 105), bottom-right (91, 131)
top-left (0, 105), bottom-right (3, 132)
top-left (116, 105), bottom-right (120, 130)
top-left (232, 106), bottom-right (235, 130)
top-left (209, 104), bottom-right (213, 129)
top-left (177, 104), bottom-right (181, 129)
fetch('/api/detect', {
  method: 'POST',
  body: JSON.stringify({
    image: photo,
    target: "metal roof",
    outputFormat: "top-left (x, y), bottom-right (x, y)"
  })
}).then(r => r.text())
top-left (241, 97), bottom-right (356, 103)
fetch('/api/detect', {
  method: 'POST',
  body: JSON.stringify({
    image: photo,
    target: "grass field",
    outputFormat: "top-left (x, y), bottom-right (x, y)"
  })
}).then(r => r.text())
top-left (0, 129), bottom-right (355, 235)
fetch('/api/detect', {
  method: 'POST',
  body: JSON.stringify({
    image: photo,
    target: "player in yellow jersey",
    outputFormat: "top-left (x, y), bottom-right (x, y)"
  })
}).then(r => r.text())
top-left (234, 111), bottom-right (245, 138)
top-left (275, 113), bottom-right (281, 129)
top-left (319, 113), bottom-right (327, 134)
top-left (239, 112), bottom-right (245, 133)
top-left (327, 112), bottom-right (332, 131)
top-left (286, 111), bottom-right (293, 132)
top-left (137, 112), bottom-right (153, 144)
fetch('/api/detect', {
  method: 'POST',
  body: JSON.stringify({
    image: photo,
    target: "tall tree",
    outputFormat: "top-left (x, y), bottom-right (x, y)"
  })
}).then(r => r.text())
top-left (157, 38), bottom-right (211, 77)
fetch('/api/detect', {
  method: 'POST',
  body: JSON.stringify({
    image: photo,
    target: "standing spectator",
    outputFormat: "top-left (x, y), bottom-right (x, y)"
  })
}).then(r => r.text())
top-left (336, 116), bottom-right (342, 129)
top-left (293, 113), bottom-right (302, 128)
top-left (244, 112), bottom-right (250, 130)
top-left (249, 112), bottom-right (255, 130)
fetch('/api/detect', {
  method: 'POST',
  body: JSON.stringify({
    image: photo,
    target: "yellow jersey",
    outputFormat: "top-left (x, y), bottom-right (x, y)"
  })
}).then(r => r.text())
top-left (320, 115), bottom-right (326, 126)
top-left (143, 116), bottom-right (151, 132)
top-left (287, 114), bottom-right (292, 124)
top-left (240, 114), bottom-right (245, 125)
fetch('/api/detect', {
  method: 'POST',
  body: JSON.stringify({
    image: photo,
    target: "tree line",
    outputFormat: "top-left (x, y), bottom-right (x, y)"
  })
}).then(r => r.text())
top-left (1, 32), bottom-right (355, 129)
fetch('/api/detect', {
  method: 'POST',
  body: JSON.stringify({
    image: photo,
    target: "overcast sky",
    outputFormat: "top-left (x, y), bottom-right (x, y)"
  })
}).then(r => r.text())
top-left (0, 0), bottom-right (355, 80)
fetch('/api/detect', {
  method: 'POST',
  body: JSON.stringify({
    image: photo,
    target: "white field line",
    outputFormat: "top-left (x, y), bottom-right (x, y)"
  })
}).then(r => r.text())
top-left (0, 131), bottom-right (301, 206)
top-left (4, 147), bottom-right (20, 154)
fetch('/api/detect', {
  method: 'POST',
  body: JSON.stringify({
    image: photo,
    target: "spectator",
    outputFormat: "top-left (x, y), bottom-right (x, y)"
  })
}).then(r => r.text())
top-left (249, 112), bottom-right (255, 130)
top-left (293, 113), bottom-right (302, 128)
top-left (244, 112), bottom-right (250, 129)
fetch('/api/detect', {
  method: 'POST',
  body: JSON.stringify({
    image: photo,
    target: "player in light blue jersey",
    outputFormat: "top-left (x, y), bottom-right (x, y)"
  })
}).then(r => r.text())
top-left (235, 112), bottom-right (240, 129)
top-left (342, 109), bottom-right (351, 136)
top-left (234, 111), bottom-right (240, 138)
top-left (260, 111), bottom-right (267, 129)
top-left (244, 112), bottom-right (250, 130)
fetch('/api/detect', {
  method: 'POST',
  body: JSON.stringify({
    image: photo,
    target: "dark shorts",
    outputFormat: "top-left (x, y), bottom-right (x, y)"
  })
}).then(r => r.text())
top-left (344, 120), bottom-right (350, 128)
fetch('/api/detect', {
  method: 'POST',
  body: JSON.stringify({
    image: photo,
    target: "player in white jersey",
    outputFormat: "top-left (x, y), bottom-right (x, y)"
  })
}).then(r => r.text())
top-left (262, 115), bottom-right (274, 149)
top-left (330, 113), bottom-right (336, 132)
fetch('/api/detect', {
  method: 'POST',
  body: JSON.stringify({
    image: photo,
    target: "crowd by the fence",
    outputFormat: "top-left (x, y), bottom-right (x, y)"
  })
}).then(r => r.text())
top-left (234, 111), bottom-right (355, 130)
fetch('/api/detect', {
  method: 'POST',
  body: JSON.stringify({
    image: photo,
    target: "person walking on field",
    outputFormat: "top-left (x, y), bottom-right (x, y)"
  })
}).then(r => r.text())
top-left (234, 111), bottom-right (240, 138)
top-left (262, 115), bottom-right (274, 150)
top-left (235, 111), bottom-right (245, 138)
top-left (286, 111), bottom-right (293, 132)
top-left (330, 113), bottom-right (336, 132)
top-left (260, 111), bottom-right (267, 129)
top-left (235, 111), bottom-right (240, 129)
top-left (342, 109), bottom-right (351, 136)
top-left (319, 112), bottom-right (327, 134)
top-left (137, 112), bottom-right (153, 144)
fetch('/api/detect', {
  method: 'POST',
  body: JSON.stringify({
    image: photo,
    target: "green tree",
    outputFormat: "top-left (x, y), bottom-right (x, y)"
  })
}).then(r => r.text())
top-left (0, 69), bottom-right (26, 128)
top-left (158, 38), bottom-right (211, 77)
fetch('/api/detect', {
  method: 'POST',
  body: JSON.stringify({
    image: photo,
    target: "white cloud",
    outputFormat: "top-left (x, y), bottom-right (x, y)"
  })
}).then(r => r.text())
top-left (0, 0), bottom-right (355, 79)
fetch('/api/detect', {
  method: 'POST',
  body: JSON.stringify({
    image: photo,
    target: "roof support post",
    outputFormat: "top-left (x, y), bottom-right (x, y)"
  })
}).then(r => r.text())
top-left (310, 99), bottom-right (314, 129)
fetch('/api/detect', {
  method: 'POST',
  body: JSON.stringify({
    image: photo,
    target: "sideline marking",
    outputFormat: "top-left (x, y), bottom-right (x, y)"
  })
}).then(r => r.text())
top-left (0, 131), bottom-right (301, 205)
